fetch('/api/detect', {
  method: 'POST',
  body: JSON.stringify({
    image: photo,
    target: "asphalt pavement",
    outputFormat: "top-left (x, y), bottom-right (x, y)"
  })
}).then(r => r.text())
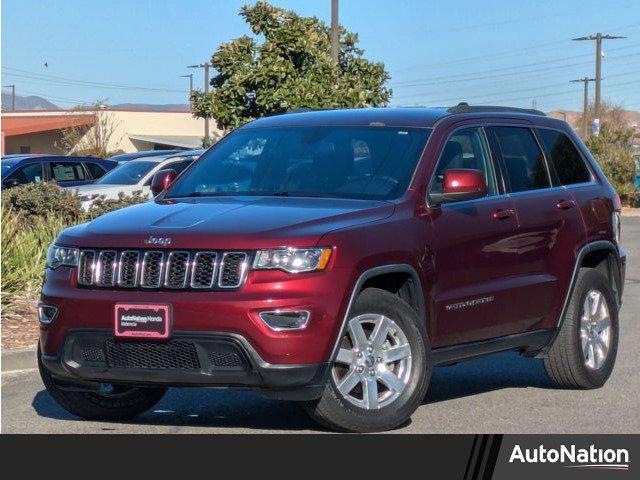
top-left (2, 217), bottom-right (639, 434)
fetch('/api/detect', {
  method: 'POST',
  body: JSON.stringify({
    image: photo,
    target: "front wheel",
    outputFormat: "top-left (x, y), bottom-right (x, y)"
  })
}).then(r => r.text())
top-left (38, 344), bottom-right (167, 421)
top-left (304, 288), bottom-right (430, 432)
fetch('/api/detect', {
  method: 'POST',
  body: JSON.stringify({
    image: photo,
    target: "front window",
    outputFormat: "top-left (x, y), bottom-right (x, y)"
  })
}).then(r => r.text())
top-left (165, 126), bottom-right (431, 200)
top-left (96, 161), bottom-right (156, 185)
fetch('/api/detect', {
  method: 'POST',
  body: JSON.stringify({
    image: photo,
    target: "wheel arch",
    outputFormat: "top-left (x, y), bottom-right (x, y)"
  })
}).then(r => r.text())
top-left (328, 264), bottom-right (426, 364)
top-left (537, 240), bottom-right (622, 356)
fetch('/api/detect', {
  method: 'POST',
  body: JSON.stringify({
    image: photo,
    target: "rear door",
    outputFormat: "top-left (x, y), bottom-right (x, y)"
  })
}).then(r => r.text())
top-left (487, 125), bottom-right (585, 332)
top-left (429, 125), bottom-right (523, 347)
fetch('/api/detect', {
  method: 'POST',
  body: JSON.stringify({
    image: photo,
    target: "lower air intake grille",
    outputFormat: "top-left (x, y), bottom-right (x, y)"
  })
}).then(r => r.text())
top-left (209, 351), bottom-right (243, 368)
top-left (105, 340), bottom-right (201, 370)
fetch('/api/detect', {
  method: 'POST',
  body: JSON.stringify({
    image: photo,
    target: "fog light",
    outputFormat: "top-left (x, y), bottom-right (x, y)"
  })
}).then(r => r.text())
top-left (259, 310), bottom-right (310, 331)
top-left (38, 303), bottom-right (58, 325)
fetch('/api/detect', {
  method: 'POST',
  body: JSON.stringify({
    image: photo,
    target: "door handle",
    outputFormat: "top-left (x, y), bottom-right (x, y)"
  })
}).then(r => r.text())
top-left (492, 208), bottom-right (515, 220)
top-left (556, 199), bottom-right (576, 210)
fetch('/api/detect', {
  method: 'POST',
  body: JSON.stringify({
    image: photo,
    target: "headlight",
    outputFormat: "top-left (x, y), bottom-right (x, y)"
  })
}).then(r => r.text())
top-left (253, 247), bottom-right (332, 273)
top-left (80, 194), bottom-right (98, 202)
top-left (46, 244), bottom-right (79, 269)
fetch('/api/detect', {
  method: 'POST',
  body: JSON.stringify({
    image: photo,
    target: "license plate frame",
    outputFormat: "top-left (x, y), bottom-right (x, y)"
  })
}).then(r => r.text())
top-left (114, 303), bottom-right (172, 339)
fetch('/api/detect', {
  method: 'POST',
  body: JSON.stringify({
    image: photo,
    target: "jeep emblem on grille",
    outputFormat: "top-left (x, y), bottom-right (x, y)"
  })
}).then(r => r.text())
top-left (144, 235), bottom-right (172, 247)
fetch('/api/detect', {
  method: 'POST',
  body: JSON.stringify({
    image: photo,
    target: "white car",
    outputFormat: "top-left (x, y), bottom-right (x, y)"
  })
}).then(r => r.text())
top-left (73, 150), bottom-right (203, 210)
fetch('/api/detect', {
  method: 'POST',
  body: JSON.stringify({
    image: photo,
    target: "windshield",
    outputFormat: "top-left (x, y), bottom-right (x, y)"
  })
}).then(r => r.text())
top-left (165, 126), bottom-right (431, 200)
top-left (96, 161), bottom-right (156, 185)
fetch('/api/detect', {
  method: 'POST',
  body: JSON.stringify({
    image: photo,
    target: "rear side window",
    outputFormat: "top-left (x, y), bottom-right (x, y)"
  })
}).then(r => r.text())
top-left (85, 162), bottom-right (107, 179)
top-left (536, 129), bottom-right (591, 185)
top-left (50, 162), bottom-right (87, 182)
top-left (492, 127), bottom-right (550, 192)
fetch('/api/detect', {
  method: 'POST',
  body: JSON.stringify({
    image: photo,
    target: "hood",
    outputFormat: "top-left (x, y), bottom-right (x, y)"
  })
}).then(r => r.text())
top-left (58, 196), bottom-right (395, 249)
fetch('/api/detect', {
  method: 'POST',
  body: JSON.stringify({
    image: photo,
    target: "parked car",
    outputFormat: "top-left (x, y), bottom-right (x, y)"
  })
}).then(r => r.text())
top-left (1, 155), bottom-right (116, 189)
top-left (39, 105), bottom-right (625, 432)
top-left (634, 154), bottom-right (640, 192)
top-left (108, 149), bottom-right (183, 164)
top-left (72, 149), bottom-right (205, 209)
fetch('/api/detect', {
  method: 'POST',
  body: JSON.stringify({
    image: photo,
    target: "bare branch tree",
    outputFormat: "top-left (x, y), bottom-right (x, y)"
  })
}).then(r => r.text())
top-left (56, 103), bottom-right (123, 157)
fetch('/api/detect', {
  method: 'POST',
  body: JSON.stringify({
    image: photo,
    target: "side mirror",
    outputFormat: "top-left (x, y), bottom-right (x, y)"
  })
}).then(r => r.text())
top-left (429, 168), bottom-right (487, 205)
top-left (3, 178), bottom-right (19, 189)
top-left (150, 169), bottom-right (177, 196)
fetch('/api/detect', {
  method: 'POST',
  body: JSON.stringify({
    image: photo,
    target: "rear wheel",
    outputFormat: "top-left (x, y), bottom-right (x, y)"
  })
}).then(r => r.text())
top-left (304, 288), bottom-right (430, 432)
top-left (38, 344), bottom-right (166, 421)
top-left (543, 268), bottom-right (619, 389)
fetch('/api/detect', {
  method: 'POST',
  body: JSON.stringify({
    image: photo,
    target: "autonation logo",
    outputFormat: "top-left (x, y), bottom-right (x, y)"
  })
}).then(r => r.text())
top-left (509, 444), bottom-right (630, 471)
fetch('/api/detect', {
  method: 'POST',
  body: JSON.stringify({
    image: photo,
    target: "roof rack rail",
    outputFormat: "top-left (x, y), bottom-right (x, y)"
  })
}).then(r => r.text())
top-left (447, 102), bottom-right (546, 116)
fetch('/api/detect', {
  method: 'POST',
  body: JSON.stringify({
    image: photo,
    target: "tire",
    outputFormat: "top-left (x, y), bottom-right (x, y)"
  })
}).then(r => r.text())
top-left (543, 268), bottom-right (619, 389)
top-left (304, 288), bottom-right (430, 432)
top-left (38, 344), bottom-right (167, 421)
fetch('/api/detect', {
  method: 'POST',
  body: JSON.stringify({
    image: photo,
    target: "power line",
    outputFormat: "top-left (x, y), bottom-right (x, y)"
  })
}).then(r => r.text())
top-left (1, 66), bottom-right (184, 93)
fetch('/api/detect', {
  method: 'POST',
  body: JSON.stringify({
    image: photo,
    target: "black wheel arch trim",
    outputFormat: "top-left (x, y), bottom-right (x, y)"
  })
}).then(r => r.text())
top-left (328, 264), bottom-right (426, 365)
top-left (537, 239), bottom-right (623, 356)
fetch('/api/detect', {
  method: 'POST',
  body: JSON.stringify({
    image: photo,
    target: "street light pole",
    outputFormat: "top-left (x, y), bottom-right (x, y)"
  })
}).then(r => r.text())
top-left (330, 0), bottom-right (339, 63)
top-left (188, 62), bottom-right (213, 145)
top-left (181, 74), bottom-right (194, 110)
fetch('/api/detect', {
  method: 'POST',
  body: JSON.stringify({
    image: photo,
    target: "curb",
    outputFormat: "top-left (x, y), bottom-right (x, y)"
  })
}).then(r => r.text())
top-left (2, 348), bottom-right (37, 373)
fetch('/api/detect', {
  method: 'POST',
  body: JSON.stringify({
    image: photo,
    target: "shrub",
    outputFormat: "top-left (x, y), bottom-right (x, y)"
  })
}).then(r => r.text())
top-left (1, 208), bottom-right (71, 309)
top-left (586, 126), bottom-right (637, 203)
top-left (85, 190), bottom-right (149, 220)
top-left (2, 182), bottom-right (83, 223)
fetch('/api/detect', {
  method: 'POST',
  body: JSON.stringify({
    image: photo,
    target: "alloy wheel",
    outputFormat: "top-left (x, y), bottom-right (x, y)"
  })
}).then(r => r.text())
top-left (580, 289), bottom-right (612, 370)
top-left (331, 313), bottom-right (412, 410)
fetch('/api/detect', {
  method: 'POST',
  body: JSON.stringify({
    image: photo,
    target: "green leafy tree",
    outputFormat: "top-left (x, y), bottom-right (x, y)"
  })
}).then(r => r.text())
top-left (191, 1), bottom-right (391, 130)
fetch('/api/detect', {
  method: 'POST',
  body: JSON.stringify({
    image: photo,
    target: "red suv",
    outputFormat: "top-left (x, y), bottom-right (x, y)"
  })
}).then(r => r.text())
top-left (38, 105), bottom-right (626, 432)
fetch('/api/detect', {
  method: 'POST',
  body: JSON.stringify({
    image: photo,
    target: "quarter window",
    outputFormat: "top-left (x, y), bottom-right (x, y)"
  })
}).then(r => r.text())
top-left (536, 129), bottom-right (591, 185)
top-left (492, 127), bottom-right (550, 192)
top-left (431, 127), bottom-right (497, 197)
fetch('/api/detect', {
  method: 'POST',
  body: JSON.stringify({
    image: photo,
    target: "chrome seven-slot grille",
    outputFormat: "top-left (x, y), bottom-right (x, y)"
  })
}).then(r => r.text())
top-left (77, 249), bottom-right (249, 290)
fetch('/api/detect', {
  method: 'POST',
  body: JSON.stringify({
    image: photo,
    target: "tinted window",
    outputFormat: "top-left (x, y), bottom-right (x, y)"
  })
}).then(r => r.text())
top-left (50, 162), bottom-right (87, 182)
top-left (6, 163), bottom-right (44, 185)
top-left (85, 162), bottom-right (107, 179)
top-left (166, 126), bottom-right (431, 200)
top-left (431, 127), bottom-right (497, 197)
top-left (166, 159), bottom-right (194, 176)
top-left (536, 129), bottom-right (591, 185)
top-left (492, 127), bottom-right (550, 192)
top-left (96, 161), bottom-right (156, 185)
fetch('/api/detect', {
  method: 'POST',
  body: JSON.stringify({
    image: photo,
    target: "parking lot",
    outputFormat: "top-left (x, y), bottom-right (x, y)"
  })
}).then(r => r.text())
top-left (2, 217), bottom-right (639, 434)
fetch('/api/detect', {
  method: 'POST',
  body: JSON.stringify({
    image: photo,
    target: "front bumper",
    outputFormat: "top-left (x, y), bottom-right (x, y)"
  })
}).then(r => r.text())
top-left (41, 329), bottom-right (330, 400)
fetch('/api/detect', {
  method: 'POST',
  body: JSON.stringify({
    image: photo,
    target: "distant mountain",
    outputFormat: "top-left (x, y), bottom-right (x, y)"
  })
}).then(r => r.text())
top-left (110, 103), bottom-right (190, 111)
top-left (1, 92), bottom-right (59, 111)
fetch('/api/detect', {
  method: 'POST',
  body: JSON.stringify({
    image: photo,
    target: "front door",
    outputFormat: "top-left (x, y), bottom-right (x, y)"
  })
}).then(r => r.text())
top-left (427, 126), bottom-right (524, 347)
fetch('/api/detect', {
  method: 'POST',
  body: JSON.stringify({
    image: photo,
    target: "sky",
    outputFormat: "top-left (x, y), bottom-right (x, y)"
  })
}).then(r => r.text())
top-left (2, 0), bottom-right (639, 112)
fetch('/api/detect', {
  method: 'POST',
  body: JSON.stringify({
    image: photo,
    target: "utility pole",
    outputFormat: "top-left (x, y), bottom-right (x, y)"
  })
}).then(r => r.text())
top-left (188, 62), bottom-right (212, 145)
top-left (4, 84), bottom-right (16, 111)
top-left (570, 77), bottom-right (595, 137)
top-left (330, 0), bottom-right (339, 63)
top-left (572, 33), bottom-right (625, 126)
top-left (181, 74), bottom-right (194, 110)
